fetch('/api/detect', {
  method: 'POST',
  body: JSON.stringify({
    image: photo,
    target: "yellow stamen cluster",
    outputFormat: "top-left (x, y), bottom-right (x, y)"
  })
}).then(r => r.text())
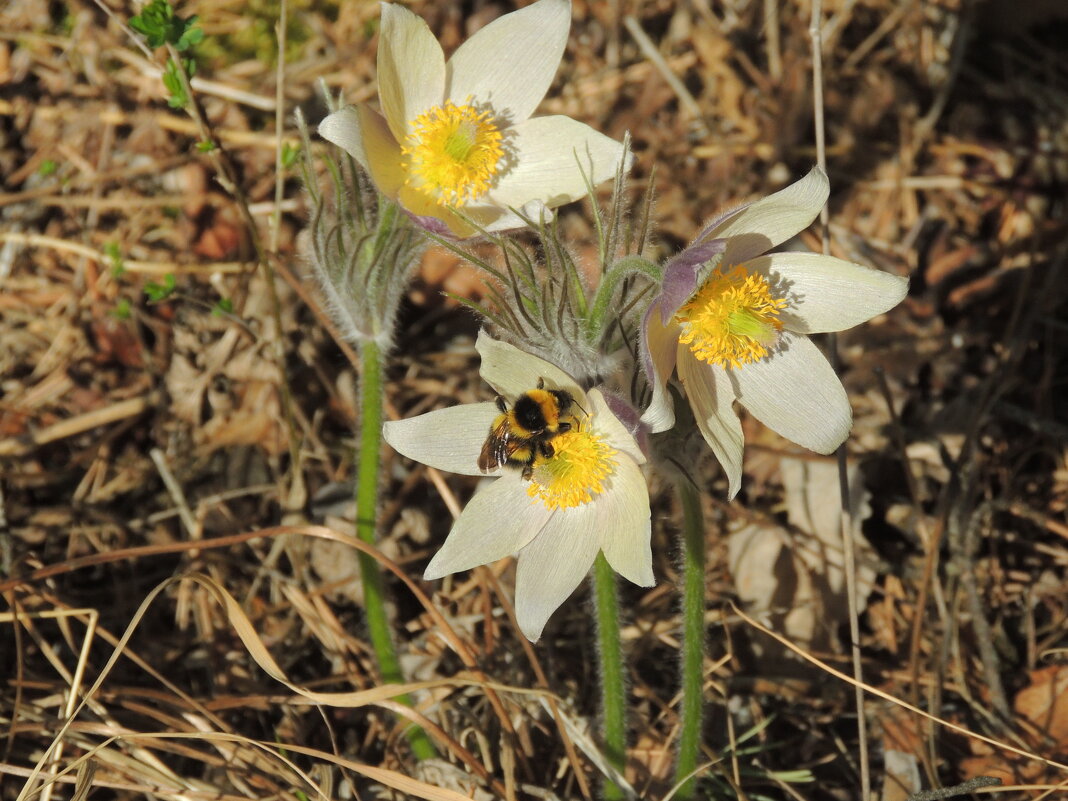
top-left (527, 428), bottom-right (617, 510)
top-left (675, 266), bottom-right (787, 368)
top-left (402, 100), bottom-right (504, 206)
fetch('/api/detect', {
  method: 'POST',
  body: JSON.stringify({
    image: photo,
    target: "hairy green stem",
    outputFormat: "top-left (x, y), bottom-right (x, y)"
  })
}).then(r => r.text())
top-left (675, 479), bottom-right (706, 798)
top-left (585, 256), bottom-right (662, 341)
top-left (593, 552), bottom-right (626, 800)
top-left (356, 338), bottom-right (437, 760)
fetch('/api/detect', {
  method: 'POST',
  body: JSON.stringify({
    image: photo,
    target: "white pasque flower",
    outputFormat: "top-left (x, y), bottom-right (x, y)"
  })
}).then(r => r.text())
top-left (641, 167), bottom-right (909, 498)
top-left (384, 332), bottom-right (652, 642)
top-left (319, 0), bottom-right (629, 239)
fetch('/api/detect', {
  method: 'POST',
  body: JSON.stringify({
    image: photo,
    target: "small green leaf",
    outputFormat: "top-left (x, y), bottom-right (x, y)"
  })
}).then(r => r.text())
top-left (129, 5), bottom-right (169, 49)
top-left (161, 57), bottom-right (196, 109)
top-left (144, 273), bottom-right (177, 302)
top-left (174, 21), bottom-right (204, 52)
top-left (38, 159), bottom-right (58, 176)
top-left (104, 241), bottom-right (125, 277)
top-left (211, 297), bottom-right (233, 316)
top-left (280, 142), bottom-right (300, 169)
top-left (162, 59), bottom-right (188, 108)
top-left (129, 0), bottom-right (203, 51)
top-left (196, 139), bottom-right (216, 152)
top-left (110, 297), bottom-right (132, 320)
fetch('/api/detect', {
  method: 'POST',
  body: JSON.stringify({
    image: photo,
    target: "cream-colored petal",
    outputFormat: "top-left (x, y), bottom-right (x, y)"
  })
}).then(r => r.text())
top-left (383, 402), bottom-right (498, 476)
top-left (319, 105), bottom-right (405, 199)
top-left (588, 389), bottom-right (644, 465)
top-left (729, 331), bottom-right (851, 454)
top-left (318, 107), bottom-right (368, 168)
top-left (475, 330), bottom-right (586, 404)
top-left (745, 253), bottom-right (909, 334)
top-left (446, 0), bottom-right (571, 127)
top-left (447, 203), bottom-right (533, 237)
top-left (704, 167), bottom-right (829, 266)
top-left (395, 186), bottom-right (521, 240)
top-left (424, 473), bottom-right (553, 579)
top-left (469, 200), bottom-right (555, 234)
top-left (639, 302), bottom-right (680, 433)
top-left (488, 116), bottom-right (629, 210)
top-left (377, 3), bottom-right (445, 141)
top-left (676, 351), bottom-right (745, 499)
top-left (514, 507), bottom-right (600, 641)
top-left (597, 457), bottom-right (654, 587)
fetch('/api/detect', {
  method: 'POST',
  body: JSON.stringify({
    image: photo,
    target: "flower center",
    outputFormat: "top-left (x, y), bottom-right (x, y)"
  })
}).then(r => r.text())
top-left (402, 100), bottom-right (504, 207)
top-left (675, 266), bottom-right (787, 368)
top-left (527, 429), bottom-right (617, 510)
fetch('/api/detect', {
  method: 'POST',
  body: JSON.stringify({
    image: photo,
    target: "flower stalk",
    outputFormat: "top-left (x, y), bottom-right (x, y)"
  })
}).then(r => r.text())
top-left (356, 338), bottom-right (437, 760)
top-left (301, 98), bottom-right (435, 758)
top-left (675, 477), bottom-right (705, 799)
top-left (592, 552), bottom-right (626, 800)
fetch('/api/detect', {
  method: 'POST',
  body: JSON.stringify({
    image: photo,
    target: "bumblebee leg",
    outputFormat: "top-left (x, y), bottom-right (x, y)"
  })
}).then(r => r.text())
top-left (521, 463), bottom-right (534, 480)
top-left (536, 376), bottom-right (545, 389)
top-left (538, 440), bottom-right (555, 459)
top-left (495, 395), bottom-right (507, 413)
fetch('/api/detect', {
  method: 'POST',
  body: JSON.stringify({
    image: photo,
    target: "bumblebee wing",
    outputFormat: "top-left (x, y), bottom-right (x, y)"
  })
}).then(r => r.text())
top-left (478, 418), bottom-right (513, 473)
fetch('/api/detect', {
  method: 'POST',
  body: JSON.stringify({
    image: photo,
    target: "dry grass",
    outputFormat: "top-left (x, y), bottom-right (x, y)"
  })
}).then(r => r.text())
top-left (2, 0), bottom-right (1068, 799)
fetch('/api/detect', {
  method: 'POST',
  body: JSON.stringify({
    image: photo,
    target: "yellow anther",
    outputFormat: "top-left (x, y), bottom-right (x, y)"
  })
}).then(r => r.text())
top-left (527, 428), bottom-right (617, 510)
top-left (402, 100), bottom-right (504, 206)
top-left (675, 266), bottom-right (787, 368)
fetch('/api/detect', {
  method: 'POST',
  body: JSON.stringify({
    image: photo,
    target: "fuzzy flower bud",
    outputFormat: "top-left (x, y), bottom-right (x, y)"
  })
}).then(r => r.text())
top-left (297, 106), bottom-right (425, 351)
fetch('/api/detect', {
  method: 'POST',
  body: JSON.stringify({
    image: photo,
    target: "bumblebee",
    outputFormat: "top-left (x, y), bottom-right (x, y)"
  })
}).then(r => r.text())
top-left (478, 379), bottom-right (577, 479)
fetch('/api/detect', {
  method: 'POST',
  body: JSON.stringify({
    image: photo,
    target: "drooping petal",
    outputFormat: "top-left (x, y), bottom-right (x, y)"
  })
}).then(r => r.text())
top-left (693, 200), bottom-right (753, 243)
top-left (397, 183), bottom-right (529, 239)
top-left (658, 238), bottom-right (726, 323)
top-left (478, 204), bottom-right (544, 234)
top-left (424, 472), bottom-right (553, 579)
top-left (702, 167), bottom-right (829, 266)
top-left (597, 389), bottom-right (650, 460)
top-left (745, 253), bottom-right (909, 334)
top-left (487, 116), bottom-right (630, 211)
top-left (587, 389), bottom-right (645, 465)
top-left (383, 402), bottom-right (498, 476)
top-left (319, 105), bottom-right (406, 200)
top-left (676, 350), bottom-right (745, 498)
top-left (446, 0), bottom-right (571, 127)
top-left (475, 330), bottom-right (586, 403)
top-left (597, 456), bottom-right (654, 587)
top-left (404, 208), bottom-right (458, 238)
top-left (639, 301), bottom-right (680, 433)
top-left (513, 505), bottom-right (601, 641)
top-left (457, 199), bottom-right (551, 237)
top-left (728, 331), bottom-right (851, 454)
top-left (397, 183), bottom-right (464, 234)
top-left (377, 3), bottom-right (446, 142)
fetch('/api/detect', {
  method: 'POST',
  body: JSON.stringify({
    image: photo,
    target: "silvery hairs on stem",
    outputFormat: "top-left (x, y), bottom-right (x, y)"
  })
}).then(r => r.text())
top-left (429, 135), bottom-right (663, 392)
top-left (296, 90), bottom-right (426, 352)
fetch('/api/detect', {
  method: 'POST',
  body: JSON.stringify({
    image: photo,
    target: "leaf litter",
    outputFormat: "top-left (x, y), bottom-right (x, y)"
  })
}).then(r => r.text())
top-left (2, 0), bottom-right (1068, 799)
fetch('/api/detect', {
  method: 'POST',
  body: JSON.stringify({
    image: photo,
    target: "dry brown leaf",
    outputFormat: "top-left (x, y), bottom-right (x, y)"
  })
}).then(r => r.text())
top-left (1015, 665), bottom-right (1068, 748)
top-left (960, 665), bottom-right (1068, 784)
top-left (309, 536), bottom-right (364, 605)
top-left (415, 760), bottom-right (494, 801)
top-left (728, 457), bottom-right (874, 660)
top-left (877, 702), bottom-right (924, 801)
top-left (198, 380), bottom-right (285, 454)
